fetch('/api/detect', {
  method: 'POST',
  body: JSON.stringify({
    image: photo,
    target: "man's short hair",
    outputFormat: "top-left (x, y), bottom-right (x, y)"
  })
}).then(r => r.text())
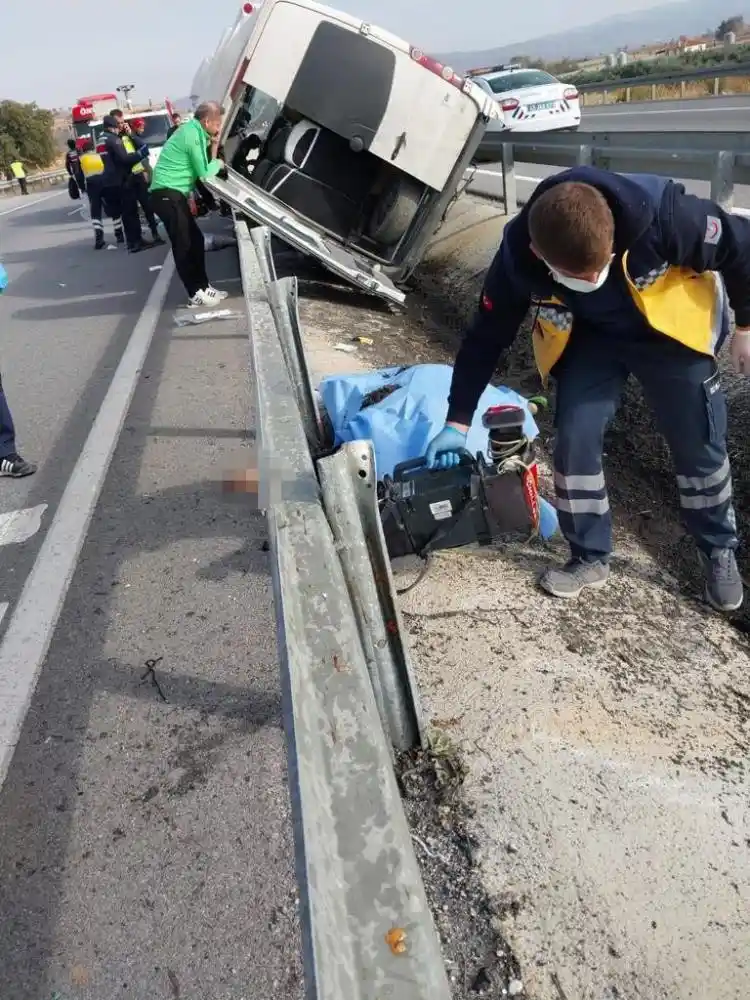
top-left (528, 182), bottom-right (615, 273)
top-left (195, 101), bottom-right (224, 121)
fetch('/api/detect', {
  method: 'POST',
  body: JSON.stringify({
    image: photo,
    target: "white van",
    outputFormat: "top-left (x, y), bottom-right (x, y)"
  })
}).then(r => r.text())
top-left (197, 0), bottom-right (502, 304)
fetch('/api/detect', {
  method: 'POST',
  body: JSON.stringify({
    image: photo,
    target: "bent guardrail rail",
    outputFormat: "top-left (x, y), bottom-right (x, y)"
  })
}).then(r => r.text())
top-left (0, 168), bottom-right (67, 195)
top-left (236, 220), bottom-right (449, 1000)
top-left (472, 129), bottom-right (750, 212)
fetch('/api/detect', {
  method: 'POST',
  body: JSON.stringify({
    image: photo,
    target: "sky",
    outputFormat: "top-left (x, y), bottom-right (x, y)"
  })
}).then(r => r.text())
top-left (0, 0), bottom-right (678, 109)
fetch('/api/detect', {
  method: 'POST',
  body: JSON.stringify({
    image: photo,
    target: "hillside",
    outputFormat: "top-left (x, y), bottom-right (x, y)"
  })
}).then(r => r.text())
top-left (439, 0), bottom-right (750, 68)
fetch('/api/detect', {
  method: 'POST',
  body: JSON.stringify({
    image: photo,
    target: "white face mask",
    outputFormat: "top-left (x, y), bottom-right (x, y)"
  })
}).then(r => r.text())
top-left (545, 258), bottom-right (612, 294)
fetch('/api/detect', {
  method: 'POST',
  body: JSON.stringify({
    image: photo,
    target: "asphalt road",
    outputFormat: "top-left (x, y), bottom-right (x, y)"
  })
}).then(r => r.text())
top-left (0, 194), bottom-right (302, 999)
top-left (581, 93), bottom-right (750, 131)
top-left (471, 93), bottom-right (750, 209)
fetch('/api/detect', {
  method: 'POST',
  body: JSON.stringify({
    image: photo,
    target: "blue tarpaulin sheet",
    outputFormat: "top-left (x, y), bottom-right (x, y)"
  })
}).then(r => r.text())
top-left (319, 363), bottom-right (558, 538)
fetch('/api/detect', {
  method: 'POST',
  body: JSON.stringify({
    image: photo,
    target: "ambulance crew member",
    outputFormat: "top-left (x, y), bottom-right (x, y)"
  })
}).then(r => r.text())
top-left (79, 138), bottom-right (124, 249)
top-left (149, 101), bottom-right (228, 308)
top-left (425, 167), bottom-right (750, 613)
top-left (65, 139), bottom-right (86, 195)
top-left (0, 262), bottom-right (36, 478)
top-left (122, 118), bottom-right (163, 245)
top-left (99, 115), bottom-right (152, 254)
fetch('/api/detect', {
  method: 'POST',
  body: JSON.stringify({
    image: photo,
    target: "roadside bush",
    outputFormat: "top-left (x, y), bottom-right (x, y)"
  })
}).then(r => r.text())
top-left (0, 100), bottom-right (56, 173)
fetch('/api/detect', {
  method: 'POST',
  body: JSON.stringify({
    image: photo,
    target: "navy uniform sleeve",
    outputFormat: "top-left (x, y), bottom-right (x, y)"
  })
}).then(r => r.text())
top-left (446, 237), bottom-right (530, 426)
top-left (662, 183), bottom-right (750, 327)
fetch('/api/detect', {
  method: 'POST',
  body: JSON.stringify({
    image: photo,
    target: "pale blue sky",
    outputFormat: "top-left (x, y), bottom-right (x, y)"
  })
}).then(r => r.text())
top-left (1, 0), bottom-right (670, 109)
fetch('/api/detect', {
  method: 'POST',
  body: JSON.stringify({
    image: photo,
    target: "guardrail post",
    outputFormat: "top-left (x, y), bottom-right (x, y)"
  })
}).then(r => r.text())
top-left (714, 77), bottom-right (720, 96)
top-left (501, 142), bottom-right (517, 214)
top-left (680, 80), bottom-right (687, 98)
top-left (711, 150), bottom-right (735, 211)
top-left (625, 87), bottom-right (632, 102)
top-left (651, 83), bottom-right (657, 100)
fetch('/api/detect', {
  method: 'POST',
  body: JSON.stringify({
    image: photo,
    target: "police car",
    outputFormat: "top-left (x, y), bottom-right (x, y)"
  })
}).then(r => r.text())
top-left (467, 64), bottom-right (581, 132)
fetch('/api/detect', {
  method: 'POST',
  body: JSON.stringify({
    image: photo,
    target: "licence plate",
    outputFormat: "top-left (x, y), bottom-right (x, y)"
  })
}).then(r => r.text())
top-left (528, 101), bottom-right (554, 112)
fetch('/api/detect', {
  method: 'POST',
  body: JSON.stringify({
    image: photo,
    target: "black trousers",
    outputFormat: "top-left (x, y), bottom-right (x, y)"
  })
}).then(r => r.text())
top-left (150, 188), bottom-right (208, 297)
top-left (132, 172), bottom-right (159, 233)
top-left (103, 180), bottom-right (142, 248)
top-left (87, 175), bottom-right (123, 239)
top-left (17, 177), bottom-right (28, 195)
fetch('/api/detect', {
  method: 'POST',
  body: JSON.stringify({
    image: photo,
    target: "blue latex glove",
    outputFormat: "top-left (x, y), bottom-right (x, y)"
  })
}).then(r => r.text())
top-left (425, 424), bottom-right (468, 470)
top-left (0, 262), bottom-right (7, 294)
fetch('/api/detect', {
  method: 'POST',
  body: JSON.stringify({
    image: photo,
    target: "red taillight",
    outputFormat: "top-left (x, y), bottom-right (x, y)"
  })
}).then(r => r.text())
top-left (96, 143), bottom-right (107, 154)
top-left (563, 87), bottom-right (579, 101)
top-left (242, 2), bottom-right (254, 11)
top-left (409, 47), bottom-right (465, 90)
top-left (501, 98), bottom-right (519, 112)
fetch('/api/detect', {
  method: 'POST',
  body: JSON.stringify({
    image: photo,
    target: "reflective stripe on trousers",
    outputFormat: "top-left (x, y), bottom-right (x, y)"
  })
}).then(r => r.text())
top-left (551, 330), bottom-right (738, 563)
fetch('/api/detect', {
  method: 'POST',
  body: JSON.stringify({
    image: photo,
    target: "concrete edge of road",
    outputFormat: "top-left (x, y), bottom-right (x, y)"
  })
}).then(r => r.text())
top-left (0, 252), bottom-right (176, 787)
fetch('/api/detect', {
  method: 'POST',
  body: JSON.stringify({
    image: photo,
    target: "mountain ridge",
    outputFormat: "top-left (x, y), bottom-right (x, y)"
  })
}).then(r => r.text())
top-left (438, 0), bottom-right (750, 69)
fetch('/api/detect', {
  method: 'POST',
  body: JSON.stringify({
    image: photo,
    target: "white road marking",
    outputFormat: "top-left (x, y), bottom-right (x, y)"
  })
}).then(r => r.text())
top-left (0, 189), bottom-right (65, 219)
top-left (0, 253), bottom-right (176, 787)
top-left (0, 604), bottom-right (7, 628)
top-left (473, 169), bottom-right (540, 183)
top-left (584, 105), bottom-right (750, 117)
top-left (0, 506), bottom-right (48, 547)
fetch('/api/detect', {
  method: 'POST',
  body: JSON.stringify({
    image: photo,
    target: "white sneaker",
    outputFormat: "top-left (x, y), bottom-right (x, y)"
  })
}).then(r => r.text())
top-left (206, 285), bottom-right (229, 301)
top-left (188, 287), bottom-right (223, 308)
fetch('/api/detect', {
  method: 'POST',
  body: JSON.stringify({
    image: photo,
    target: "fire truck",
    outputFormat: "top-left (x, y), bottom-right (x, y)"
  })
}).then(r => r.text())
top-left (70, 94), bottom-right (119, 141)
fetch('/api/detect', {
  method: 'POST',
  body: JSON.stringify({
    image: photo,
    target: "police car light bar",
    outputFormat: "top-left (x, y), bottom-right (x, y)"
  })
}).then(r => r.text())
top-left (465, 63), bottom-right (522, 76)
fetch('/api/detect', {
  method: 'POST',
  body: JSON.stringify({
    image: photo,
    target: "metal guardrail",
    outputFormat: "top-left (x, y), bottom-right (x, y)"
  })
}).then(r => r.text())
top-left (0, 168), bottom-right (67, 195)
top-left (472, 129), bottom-right (750, 213)
top-left (236, 220), bottom-right (449, 1000)
top-left (575, 59), bottom-right (750, 96)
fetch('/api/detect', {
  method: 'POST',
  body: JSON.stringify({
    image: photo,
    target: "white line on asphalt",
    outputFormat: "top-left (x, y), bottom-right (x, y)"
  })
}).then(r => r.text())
top-left (0, 604), bottom-right (7, 628)
top-left (584, 106), bottom-right (750, 117)
top-left (0, 252), bottom-right (176, 787)
top-left (0, 189), bottom-right (65, 219)
top-left (473, 169), bottom-right (540, 182)
top-left (0, 506), bottom-right (48, 547)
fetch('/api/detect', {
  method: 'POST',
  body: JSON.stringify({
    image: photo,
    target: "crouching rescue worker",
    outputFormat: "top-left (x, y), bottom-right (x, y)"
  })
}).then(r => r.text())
top-left (425, 167), bottom-right (750, 612)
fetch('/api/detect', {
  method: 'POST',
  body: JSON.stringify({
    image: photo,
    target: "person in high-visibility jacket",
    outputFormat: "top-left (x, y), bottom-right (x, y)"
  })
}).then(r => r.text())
top-left (9, 160), bottom-right (27, 195)
top-left (123, 118), bottom-right (162, 244)
top-left (79, 139), bottom-right (124, 249)
top-left (425, 167), bottom-right (750, 613)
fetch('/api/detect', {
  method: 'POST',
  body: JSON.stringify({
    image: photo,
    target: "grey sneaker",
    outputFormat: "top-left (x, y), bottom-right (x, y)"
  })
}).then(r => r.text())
top-left (0, 453), bottom-right (37, 478)
top-left (539, 559), bottom-right (610, 599)
top-left (697, 548), bottom-right (743, 613)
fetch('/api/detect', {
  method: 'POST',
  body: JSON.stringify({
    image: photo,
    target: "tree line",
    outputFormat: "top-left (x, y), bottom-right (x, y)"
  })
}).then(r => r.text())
top-left (0, 100), bottom-right (57, 174)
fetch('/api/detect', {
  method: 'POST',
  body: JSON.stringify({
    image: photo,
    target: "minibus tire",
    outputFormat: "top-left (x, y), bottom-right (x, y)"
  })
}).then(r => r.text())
top-left (368, 178), bottom-right (422, 246)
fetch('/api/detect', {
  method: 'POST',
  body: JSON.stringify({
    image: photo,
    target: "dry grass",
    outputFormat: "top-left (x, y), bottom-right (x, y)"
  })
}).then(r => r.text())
top-left (582, 77), bottom-right (750, 106)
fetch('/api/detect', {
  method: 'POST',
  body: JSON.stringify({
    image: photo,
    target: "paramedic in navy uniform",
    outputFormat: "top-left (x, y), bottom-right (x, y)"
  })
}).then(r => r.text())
top-left (424, 167), bottom-right (750, 612)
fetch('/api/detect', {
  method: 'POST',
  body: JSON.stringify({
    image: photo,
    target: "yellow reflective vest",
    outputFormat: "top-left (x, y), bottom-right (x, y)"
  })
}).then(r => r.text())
top-left (10, 161), bottom-right (25, 179)
top-left (80, 151), bottom-right (104, 179)
top-left (122, 134), bottom-right (145, 174)
top-left (532, 254), bottom-right (725, 382)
